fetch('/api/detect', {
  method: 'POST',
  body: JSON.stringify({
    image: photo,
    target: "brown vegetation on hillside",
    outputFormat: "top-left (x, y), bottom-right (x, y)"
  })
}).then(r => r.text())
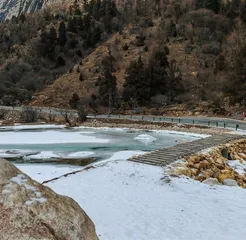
top-left (1, 0), bottom-right (246, 117)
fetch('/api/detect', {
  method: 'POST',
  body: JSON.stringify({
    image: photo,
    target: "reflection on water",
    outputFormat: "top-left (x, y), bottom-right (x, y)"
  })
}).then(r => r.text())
top-left (0, 126), bottom-right (201, 166)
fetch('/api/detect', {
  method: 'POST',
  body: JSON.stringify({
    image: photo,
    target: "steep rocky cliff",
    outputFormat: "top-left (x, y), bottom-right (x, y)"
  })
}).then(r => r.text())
top-left (0, 0), bottom-right (43, 20)
top-left (0, 0), bottom-right (64, 21)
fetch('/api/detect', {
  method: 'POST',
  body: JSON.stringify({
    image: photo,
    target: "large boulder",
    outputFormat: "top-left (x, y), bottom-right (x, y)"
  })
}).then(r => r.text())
top-left (0, 159), bottom-right (98, 240)
top-left (223, 179), bottom-right (239, 187)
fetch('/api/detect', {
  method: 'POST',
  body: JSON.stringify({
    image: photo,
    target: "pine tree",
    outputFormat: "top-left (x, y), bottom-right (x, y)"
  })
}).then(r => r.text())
top-left (83, 0), bottom-right (89, 12)
top-left (93, 0), bottom-right (101, 20)
top-left (90, 27), bottom-right (101, 46)
top-left (196, 0), bottom-right (220, 13)
top-left (166, 60), bottom-right (183, 103)
top-left (148, 50), bottom-right (169, 96)
top-left (240, 2), bottom-right (246, 23)
top-left (48, 26), bottom-right (57, 43)
top-left (58, 21), bottom-right (67, 45)
top-left (225, 43), bottom-right (246, 105)
top-left (74, 0), bottom-right (82, 15)
top-left (67, 17), bottom-right (76, 33)
top-left (83, 14), bottom-right (91, 31)
top-left (123, 56), bottom-right (150, 106)
top-left (79, 71), bottom-right (84, 81)
top-left (96, 55), bottom-right (117, 113)
top-left (77, 17), bottom-right (84, 31)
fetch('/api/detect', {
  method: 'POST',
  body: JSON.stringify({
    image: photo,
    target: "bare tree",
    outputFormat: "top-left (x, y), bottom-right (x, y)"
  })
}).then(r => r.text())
top-left (20, 107), bottom-right (38, 123)
top-left (0, 109), bottom-right (6, 120)
top-left (77, 105), bottom-right (87, 122)
top-left (60, 109), bottom-right (74, 126)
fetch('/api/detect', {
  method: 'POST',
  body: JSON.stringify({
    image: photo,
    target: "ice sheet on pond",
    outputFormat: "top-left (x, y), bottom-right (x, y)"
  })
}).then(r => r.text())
top-left (0, 130), bottom-right (109, 144)
top-left (1, 127), bottom-right (206, 165)
top-left (0, 124), bottom-right (66, 131)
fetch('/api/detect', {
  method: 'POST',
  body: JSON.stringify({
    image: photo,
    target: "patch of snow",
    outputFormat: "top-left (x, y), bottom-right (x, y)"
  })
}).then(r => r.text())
top-left (198, 147), bottom-right (216, 154)
top-left (227, 160), bottom-right (246, 175)
top-left (77, 126), bottom-right (128, 132)
top-left (152, 129), bottom-right (210, 138)
top-left (16, 150), bottom-right (145, 182)
top-left (104, 150), bottom-right (146, 162)
top-left (3, 173), bottom-right (47, 206)
top-left (134, 134), bottom-right (157, 144)
top-left (25, 197), bottom-right (47, 206)
top-left (15, 164), bottom-right (83, 183)
top-left (64, 151), bottom-right (95, 159)
top-left (79, 126), bottom-right (209, 139)
top-left (0, 149), bottom-right (39, 159)
top-left (0, 130), bottom-right (109, 144)
top-left (0, 124), bottom-right (66, 130)
top-left (10, 174), bottom-right (27, 185)
top-left (23, 151), bottom-right (60, 160)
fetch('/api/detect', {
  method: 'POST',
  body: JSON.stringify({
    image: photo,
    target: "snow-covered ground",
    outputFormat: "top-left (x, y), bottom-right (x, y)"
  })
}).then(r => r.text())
top-left (8, 125), bottom-right (246, 240)
top-left (18, 156), bottom-right (246, 240)
top-left (16, 163), bottom-right (83, 182)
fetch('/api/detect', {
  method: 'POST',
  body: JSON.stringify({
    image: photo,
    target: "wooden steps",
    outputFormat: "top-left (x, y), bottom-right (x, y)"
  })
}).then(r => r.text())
top-left (128, 134), bottom-right (245, 166)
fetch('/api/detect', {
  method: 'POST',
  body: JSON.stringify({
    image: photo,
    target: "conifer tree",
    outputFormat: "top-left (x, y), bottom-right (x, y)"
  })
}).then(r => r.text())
top-left (58, 21), bottom-right (67, 45)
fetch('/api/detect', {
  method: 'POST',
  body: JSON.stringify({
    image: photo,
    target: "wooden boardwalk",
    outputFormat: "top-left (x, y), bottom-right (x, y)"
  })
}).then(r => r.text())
top-left (129, 134), bottom-right (245, 166)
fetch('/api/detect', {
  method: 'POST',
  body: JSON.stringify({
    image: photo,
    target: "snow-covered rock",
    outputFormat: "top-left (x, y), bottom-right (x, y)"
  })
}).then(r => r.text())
top-left (133, 134), bottom-right (157, 144)
top-left (0, 159), bottom-right (97, 240)
top-left (202, 178), bottom-right (222, 186)
top-left (0, 0), bottom-right (67, 21)
top-left (0, 0), bottom-right (43, 21)
top-left (223, 178), bottom-right (239, 187)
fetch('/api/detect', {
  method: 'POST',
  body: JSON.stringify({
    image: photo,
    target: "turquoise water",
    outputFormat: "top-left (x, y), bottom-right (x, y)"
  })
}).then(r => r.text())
top-left (0, 127), bottom-right (201, 165)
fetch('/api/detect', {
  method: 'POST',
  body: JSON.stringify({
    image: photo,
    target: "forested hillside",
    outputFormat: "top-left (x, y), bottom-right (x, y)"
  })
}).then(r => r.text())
top-left (0, 0), bottom-right (246, 116)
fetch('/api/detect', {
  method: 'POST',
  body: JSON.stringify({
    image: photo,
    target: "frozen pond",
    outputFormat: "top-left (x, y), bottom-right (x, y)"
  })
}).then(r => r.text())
top-left (0, 125), bottom-right (206, 166)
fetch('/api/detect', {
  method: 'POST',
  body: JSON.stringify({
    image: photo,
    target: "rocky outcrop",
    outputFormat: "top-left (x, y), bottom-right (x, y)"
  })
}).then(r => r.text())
top-left (0, 0), bottom-right (43, 20)
top-left (0, 159), bottom-right (98, 240)
top-left (167, 139), bottom-right (246, 188)
top-left (0, 0), bottom-right (66, 21)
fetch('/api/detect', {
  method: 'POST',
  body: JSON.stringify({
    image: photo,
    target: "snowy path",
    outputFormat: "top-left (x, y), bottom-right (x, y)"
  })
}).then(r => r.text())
top-left (19, 160), bottom-right (246, 240)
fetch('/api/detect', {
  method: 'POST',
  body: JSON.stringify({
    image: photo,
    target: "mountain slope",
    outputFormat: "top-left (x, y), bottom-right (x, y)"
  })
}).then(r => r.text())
top-left (31, 19), bottom-right (201, 109)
